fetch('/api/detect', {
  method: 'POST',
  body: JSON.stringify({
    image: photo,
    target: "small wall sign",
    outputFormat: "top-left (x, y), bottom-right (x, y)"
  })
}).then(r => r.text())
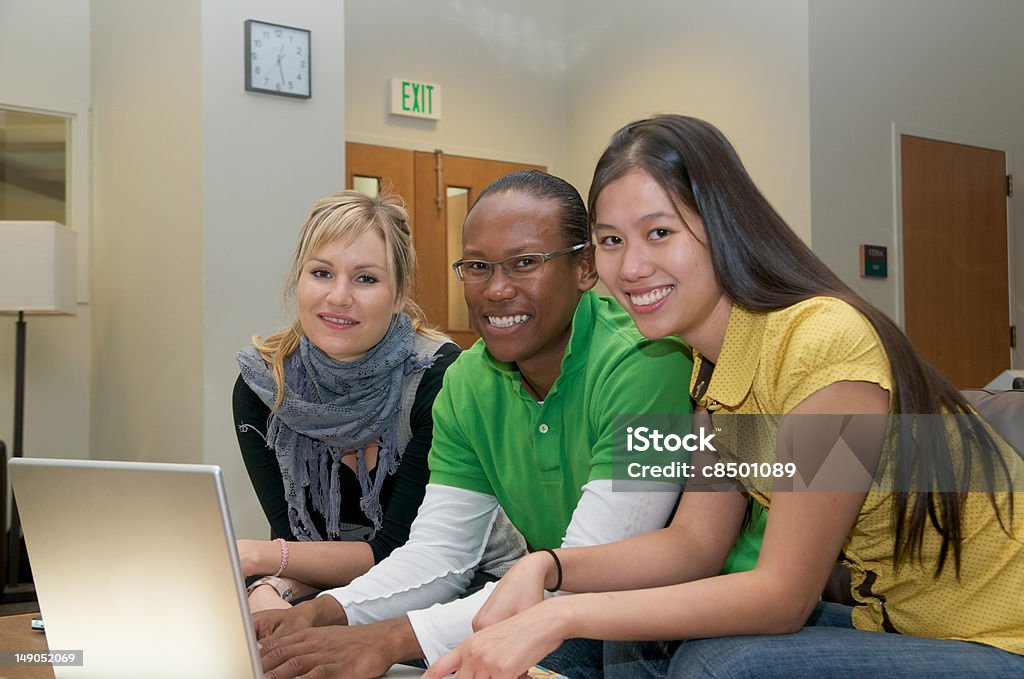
top-left (860, 244), bottom-right (888, 278)
top-left (389, 78), bottom-right (442, 120)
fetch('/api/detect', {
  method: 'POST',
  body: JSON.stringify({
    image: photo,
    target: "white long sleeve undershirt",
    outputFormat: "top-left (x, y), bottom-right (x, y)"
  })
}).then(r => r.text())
top-left (320, 484), bottom-right (506, 624)
top-left (404, 479), bottom-right (680, 665)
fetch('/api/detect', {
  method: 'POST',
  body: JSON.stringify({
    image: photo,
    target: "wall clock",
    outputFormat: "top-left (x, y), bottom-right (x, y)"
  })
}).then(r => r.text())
top-left (245, 20), bottom-right (311, 99)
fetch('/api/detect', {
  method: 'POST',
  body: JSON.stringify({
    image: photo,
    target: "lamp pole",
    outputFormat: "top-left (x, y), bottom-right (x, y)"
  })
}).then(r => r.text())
top-left (4, 311), bottom-right (28, 594)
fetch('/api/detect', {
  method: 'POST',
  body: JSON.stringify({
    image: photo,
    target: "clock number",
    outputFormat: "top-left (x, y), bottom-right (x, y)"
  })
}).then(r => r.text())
top-left (254, 39), bottom-right (262, 47)
top-left (297, 73), bottom-right (303, 80)
top-left (296, 47), bottom-right (303, 55)
top-left (263, 31), bottom-right (270, 38)
top-left (275, 29), bottom-right (283, 38)
top-left (299, 60), bottom-right (305, 68)
top-left (288, 82), bottom-right (294, 90)
top-left (255, 66), bottom-right (261, 75)
top-left (250, 51), bottom-right (257, 61)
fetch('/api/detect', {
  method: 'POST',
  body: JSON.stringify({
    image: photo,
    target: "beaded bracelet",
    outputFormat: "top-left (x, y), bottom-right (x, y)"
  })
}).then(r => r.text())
top-left (540, 548), bottom-right (563, 592)
top-left (272, 537), bottom-right (289, 577)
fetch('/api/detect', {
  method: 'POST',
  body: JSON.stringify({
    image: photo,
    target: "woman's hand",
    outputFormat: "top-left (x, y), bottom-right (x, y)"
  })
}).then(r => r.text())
top-left (248, 581), bottom-right (294, 613)
top-left (428, 599), bottom-right (569, 679)
top-left (472, 550), bottom-right (556, 631)
top-left (237, 539), bottom-right (277, 577)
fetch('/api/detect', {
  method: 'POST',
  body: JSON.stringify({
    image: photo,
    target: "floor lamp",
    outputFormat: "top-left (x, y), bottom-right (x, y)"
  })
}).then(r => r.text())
top-left (0, 221), bottom-right (77, 601)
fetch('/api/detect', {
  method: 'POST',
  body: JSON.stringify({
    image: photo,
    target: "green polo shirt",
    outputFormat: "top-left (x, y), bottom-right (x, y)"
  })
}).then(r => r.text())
top-left (429, 291), bottom-right (691, 549)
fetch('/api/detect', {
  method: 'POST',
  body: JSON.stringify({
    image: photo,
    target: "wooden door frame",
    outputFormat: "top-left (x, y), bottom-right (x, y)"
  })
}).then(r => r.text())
top-left (891, 123), bottom-right (1016, 368)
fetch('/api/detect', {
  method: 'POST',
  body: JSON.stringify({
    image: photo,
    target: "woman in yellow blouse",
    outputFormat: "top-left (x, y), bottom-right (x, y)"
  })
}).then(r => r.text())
top-left (426, 115), bottom-right (1024, 679)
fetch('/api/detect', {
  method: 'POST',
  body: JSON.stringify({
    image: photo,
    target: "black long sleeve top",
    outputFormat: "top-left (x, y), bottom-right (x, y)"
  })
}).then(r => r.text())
top-left (233, 342), bottom-right (460, 563)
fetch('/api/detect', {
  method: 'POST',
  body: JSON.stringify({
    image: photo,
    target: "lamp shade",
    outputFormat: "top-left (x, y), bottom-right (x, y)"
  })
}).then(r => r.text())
top-left (0, 221), bottom-right (77, 314)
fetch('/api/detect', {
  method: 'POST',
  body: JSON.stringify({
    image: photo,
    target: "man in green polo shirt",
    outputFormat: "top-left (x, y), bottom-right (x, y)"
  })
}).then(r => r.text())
top-left (254, 170), bottom-right (762, 679)
top-left (427, 286), bottom-right (685, 550)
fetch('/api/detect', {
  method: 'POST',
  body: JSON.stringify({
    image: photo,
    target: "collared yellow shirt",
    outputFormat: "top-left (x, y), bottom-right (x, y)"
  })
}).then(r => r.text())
top-left (689, 296), bottom-right (1024, 654)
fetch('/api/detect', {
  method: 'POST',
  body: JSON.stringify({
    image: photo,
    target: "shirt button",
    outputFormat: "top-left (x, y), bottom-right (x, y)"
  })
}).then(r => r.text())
top-left (538, 424), bottom-right (549, 434)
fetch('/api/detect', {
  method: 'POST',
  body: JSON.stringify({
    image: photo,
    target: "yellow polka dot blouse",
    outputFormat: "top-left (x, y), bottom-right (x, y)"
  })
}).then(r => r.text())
top-left (690, 296), bottom-right (1024, 654)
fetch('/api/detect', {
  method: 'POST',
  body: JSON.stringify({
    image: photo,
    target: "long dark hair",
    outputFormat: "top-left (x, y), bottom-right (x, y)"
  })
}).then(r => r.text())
top-left (589, 114), bottom-right (1012, 575)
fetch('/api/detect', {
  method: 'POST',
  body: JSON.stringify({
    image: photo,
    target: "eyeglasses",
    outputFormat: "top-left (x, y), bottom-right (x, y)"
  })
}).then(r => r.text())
top-left (452, 242), bottom-right (588, 283)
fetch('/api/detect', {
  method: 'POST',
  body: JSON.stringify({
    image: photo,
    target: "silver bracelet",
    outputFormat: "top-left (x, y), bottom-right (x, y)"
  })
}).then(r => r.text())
top-left (246, 575), bottom-right (295, 602)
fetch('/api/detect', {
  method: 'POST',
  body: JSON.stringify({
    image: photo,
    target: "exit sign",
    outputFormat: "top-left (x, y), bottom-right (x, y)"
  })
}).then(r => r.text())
top-left (389, 78), bottom-right (442, 120)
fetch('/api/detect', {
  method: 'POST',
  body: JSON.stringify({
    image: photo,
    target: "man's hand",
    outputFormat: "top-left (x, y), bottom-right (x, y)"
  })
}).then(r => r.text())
top-left (259, 617), bottom-right (423, 679)
top-left (253, 596), bottom-right (346, 640)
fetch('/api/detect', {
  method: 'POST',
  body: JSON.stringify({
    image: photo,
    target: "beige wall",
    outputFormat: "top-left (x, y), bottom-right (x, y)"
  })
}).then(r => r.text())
top-left (90, 0), bottom-right (205, 463)
top-left (808, 0), bottom-right (1024, 373)
top-left (344, 0), bottom-right (568, 172)
top-left (563, 0), bottom-right (812, 244)
top-left (343, 1), bottom-right (812, 247)
top-left (0, 0), bottom-right (92, 487)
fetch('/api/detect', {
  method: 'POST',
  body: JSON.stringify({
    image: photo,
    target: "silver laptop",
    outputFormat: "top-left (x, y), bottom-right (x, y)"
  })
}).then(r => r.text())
top-left (9, 458), bottom-right (261, 678)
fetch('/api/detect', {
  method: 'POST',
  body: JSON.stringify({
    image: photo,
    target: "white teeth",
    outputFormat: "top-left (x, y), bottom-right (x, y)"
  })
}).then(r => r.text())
top-left (487, 314), bottom-right (531, 329)
top-left (322, 316), bottom-right (356, 326)
top-left (628, 286), bottom-right (673, 306)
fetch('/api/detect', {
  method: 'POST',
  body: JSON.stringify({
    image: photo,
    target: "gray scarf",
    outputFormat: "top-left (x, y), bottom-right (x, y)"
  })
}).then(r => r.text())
top-left (237, 313), bottom-right (437, 541)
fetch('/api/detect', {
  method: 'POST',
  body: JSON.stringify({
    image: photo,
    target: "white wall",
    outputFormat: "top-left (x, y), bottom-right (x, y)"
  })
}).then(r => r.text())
top-left (201, 1), bottom-right (347, 540)
top-left (344, 0), bottom-right (567, 172)
top-left (563, 0), bottom-right (812, 244)
top-left (808, 0), bottom-right (1024, 369)
top-left (0, 0), bottom-right (92, 483)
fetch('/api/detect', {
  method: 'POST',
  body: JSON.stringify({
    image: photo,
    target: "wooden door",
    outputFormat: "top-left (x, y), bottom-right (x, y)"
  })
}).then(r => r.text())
top-left (345, 143), bottom-right (544, 348)
top-left (345, 142), bottom-right (416, 208)
top-left (901, 135), bottom-right (1010, 388)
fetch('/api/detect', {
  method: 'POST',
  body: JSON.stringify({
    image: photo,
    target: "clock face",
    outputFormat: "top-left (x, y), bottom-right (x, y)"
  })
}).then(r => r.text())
top-left (245, 20), bottom-right (311, 99)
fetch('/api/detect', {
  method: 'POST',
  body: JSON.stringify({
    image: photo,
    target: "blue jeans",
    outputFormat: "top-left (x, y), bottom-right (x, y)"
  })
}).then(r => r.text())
top-left (542, 638), bottom-right (679, 679)
top-left (544, 602), bottom-right (1024, 678)
top-left (669, 602), bottom-right (1024, 679)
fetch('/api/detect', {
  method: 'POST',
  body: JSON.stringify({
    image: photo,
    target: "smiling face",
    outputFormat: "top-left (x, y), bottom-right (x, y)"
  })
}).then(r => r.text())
top-left (296, 229), bottom-right (402, 362)
top-left (461, 192), bottom-right (596, 379)
top-left (593, 169), bottom-right (731, 358)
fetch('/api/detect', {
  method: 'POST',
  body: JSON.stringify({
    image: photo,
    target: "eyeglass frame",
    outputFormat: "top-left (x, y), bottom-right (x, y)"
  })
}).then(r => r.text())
top-left (451, 242), bottom-right (589, 283)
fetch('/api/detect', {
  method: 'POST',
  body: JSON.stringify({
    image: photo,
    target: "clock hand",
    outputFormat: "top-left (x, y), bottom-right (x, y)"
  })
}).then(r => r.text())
top-left (276, 44), bottom-right (286, 86)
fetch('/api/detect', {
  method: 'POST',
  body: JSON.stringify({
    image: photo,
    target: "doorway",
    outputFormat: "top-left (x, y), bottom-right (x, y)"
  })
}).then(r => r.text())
top-left (346, 142), bottom-right (544, 348)
top-left (899, 134), bottom-right (1012, 389)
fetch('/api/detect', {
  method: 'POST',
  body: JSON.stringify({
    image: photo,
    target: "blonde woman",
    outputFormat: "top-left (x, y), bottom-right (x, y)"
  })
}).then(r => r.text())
top-left (234, 190), bottom-right (461, 611)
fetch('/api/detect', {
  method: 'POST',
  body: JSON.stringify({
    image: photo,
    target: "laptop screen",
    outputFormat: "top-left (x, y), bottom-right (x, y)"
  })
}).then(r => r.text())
top-left (10, 459), bottom-right (261, 678)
